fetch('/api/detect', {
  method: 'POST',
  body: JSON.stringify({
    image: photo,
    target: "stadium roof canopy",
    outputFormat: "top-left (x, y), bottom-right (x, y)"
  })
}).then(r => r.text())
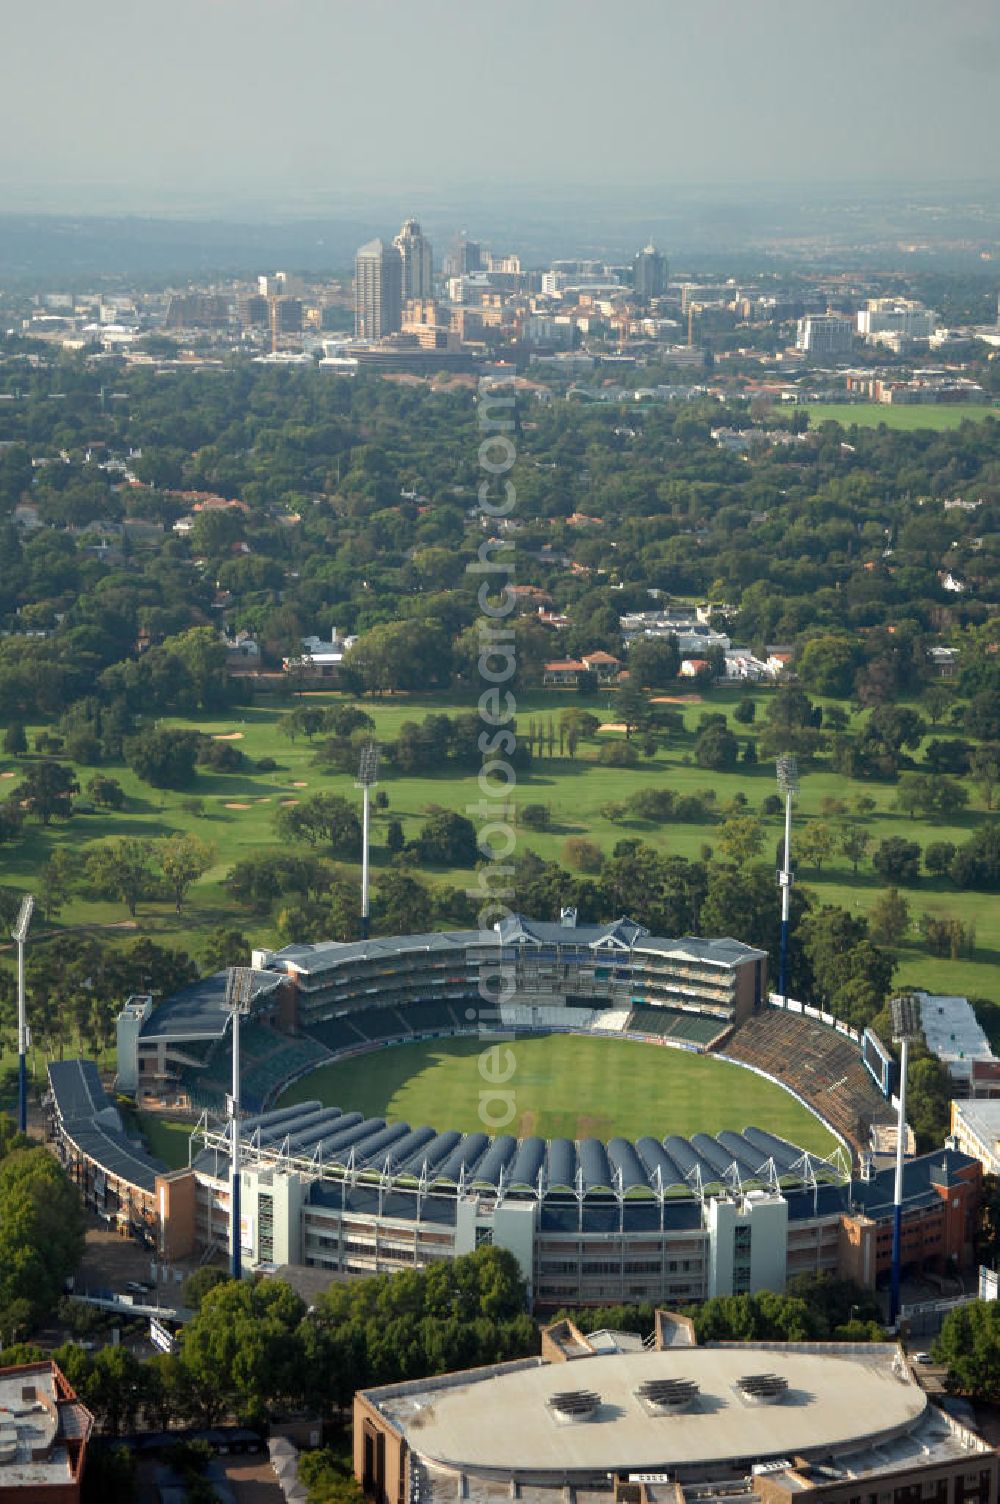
top-left (48, 1059), bottom-right (167, 1193)
top-left (193, 1098), bottom-right (845, 1202)
top-left (139, 968), bottom-right (284, 1041)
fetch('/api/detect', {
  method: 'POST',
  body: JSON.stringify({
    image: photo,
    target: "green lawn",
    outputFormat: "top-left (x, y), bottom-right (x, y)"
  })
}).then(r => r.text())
top-left (2, 682), bottom-right (999, 1016)
top-left (136, 1112), bottom-right (196, 1171)
top-left (277, 1032), bottom-right (840, 1156)
top-left (803, 403), bottom-right (997, 431)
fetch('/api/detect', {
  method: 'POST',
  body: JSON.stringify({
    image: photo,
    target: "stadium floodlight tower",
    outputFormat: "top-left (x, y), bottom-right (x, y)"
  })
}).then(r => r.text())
top-left (225, 965), bottom-right (255, 1281)
top-left (11, 894), bottom-right (34, 1134)
top-left (889, 991), bottom-right (922, 1327)
top-left (775, 755), bottom-right (799, 1002)
top-left (356, 739), bottom-right (380, 941)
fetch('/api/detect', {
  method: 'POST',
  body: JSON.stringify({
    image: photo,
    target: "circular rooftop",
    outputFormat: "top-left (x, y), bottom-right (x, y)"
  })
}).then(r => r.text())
top-left (395, 1347), bottom-right (926, 1475)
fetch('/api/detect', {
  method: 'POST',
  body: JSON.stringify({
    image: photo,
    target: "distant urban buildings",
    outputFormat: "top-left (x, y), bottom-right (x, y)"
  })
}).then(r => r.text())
top-left (394, 219), bottom-right (434, 301)
top-left (633, 240), bottom-right (668, 301)
top-left (795, 313), bottom-right (854, 355)
top-left (354, 238), bottom-right (403, 339)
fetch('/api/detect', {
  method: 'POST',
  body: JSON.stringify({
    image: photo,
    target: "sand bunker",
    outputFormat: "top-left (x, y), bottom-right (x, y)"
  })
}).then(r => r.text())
top-left (651, 694), bottom-right (703, 704)
top-left (212, 731), bottom-right (245, 740)
top-left (0, 771), bottom-right (15, 779)
top-left (597, 722), bottom-right (628, 733)
top-left (224, 802), bottom-right (252, 810)
top-left (292, 781), bottom-right (308, 788)
top-left (279, 798), bottom-right (299, 807)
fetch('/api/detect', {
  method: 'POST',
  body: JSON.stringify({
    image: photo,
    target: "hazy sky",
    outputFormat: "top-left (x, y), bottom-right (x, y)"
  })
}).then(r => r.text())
top-left (2, 0), bottom-right (998, 211)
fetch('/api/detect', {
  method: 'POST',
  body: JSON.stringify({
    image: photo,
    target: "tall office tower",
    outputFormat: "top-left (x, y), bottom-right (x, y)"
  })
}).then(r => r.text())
top-left (394, 219), bottom-right (434, 300)
top-left (633, 241), bottom-right (668, 302)
top-left (446, 233), bottom-right (481, 275)
top-left (354, 239), bottom-right (403, 339)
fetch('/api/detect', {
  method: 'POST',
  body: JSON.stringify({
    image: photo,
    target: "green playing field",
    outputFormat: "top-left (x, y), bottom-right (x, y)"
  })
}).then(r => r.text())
top-left (277, 1032), bottom-right (840, 1156)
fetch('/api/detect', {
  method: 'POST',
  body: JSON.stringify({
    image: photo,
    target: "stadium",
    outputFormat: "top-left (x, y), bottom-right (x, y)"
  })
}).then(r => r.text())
top-left (44, 912), bottom-right (982, 1307)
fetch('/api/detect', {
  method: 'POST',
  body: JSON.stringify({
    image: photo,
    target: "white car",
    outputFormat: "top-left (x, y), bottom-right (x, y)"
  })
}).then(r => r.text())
top-left (912, 1351), bottom-right (933, 1364)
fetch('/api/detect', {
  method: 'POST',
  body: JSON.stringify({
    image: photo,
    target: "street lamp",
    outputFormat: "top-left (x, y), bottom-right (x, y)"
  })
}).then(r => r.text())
top-left (889, 992), bottom-right (922, 1327)
top-left (11, 894), bottom-right (34, 1134)
top-left (225, 965), bottom-right (255, 1281)
top-left (356, 740), bottom-right (380, 941)
top-left (775, 756), bottom-right (799, 1002)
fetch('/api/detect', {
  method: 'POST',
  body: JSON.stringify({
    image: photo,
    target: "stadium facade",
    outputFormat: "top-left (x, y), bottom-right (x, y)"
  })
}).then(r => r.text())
top-left (42, 915), bottom-right (983, 1305)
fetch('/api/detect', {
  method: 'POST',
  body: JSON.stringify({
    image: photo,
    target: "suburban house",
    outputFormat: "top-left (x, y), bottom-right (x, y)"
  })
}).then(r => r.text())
top-left (542, 651), bottom-right (621, 687)
top-left (283, 632), bottom-right (357, 680)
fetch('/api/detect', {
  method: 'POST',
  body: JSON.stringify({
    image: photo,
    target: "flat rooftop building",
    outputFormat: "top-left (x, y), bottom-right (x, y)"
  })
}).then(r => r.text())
top-left (0, 1360), bottom-right (92, 1501)
top-left (355, 1329), bottom-right (996, 1504)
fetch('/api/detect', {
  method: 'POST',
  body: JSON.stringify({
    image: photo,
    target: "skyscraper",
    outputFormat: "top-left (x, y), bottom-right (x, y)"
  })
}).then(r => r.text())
top-left (394, 219), bottom-right (434, 301)
top-left (633, 241), bottom-right (668, 302)
top-left (354, 239), bottom-right (403, 339)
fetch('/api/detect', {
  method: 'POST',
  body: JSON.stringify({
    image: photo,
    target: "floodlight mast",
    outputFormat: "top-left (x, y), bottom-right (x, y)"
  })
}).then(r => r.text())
top-left (356, 741), bottom-right (380, 941)
top-left (11, 895), bottom-right (34, 1134)
top-left (889, 992), bottom-right (921, 1327)
top-left (775, 756), bottom-right (799, 1002)
top-left (225, 966), bottom-right (255, 1281)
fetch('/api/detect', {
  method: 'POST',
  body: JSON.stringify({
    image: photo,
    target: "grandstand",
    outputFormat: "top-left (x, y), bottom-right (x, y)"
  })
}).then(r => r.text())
top-left (180, 1022), bottom-right (331, 1115)
top-left (627, 1006), bottom-right (728, 1047)
top-left (723, 1007), bottom-right (894, 1151)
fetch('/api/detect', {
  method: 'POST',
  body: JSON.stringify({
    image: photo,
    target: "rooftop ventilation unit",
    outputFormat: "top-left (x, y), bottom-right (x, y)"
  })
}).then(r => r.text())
top-left (636, 1378), bottom-right (700, 1414)
top-left (548, 1389), bottom-right (601, 1421)
top-left (737, 1373), bottom-right (788, 1405)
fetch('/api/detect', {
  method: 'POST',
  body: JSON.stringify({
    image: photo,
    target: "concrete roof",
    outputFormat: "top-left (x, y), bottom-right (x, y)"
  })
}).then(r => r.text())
top-left (371, 1345), bottom-right (928, 1476)
top-left (916, 991), bottom-right (995, 1081)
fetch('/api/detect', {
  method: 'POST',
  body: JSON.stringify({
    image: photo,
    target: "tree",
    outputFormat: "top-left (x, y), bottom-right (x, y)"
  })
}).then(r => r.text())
top-left (869, 887), bottom-right (910, 946)
top-left (17, 761), bottom-right (78, 824)
top-left (386, 818), bottom-right (405, 855)
top-left (177, 1278), bottom-right (308, 1426)
top-left (924, 738), bottom-right (972, 776)
top-left (716, 814), bottom-right (765, 868)
top-left (934, 1300), bottom-right (1000, 1401)
top-left (925, 840), bottom-right (957, 877)
top-left (797, 821), bottom-right (837, 872)
top-left (971, 743), bottom-right (1000, 811)
top-left (3, 721), bottom-right (26, 756)
top-left (276, 793), bottom-right (362, 858)
top-left (125, 728), bottom-right (199, 789)
top-left (923, 684), bottom-right (953, 726)
top-left (84, 839), bottom-right (156, 918)
top-left (415, 810), bottom-right (478, 867)
top-left (39, 848), bottom-right (82, 918)
top-left (0, 1148), bottom-right (85, 1328)
top-left (839, 824), bottom-right (871, 874)
top-left (733, 698), bottom-right (757, 725)
top-left (373, 871), bottom-right (432, 934)
top-left (966, 689), bottom-right (1000, 742)
top-left (797, 634), bottom-right (858, 697)
top-left (695, 722), bottom-right (740, 771)
top-left (627, 636), bottom-right (680, 689)
top-left (200, 927), bottom-right (250, 973)
top-left (873, 837), bottom-right (921, 885)
top-left (85, 773), bottom-right (126, 810)
top-left (562, 836), bottom-right (604, 873)
top-left (160, 834), bottom-right (215, 914)
top-left (615, 681), bottom-right (653, 739)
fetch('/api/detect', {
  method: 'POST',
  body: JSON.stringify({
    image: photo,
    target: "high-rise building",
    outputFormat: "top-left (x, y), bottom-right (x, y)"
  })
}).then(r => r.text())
top-left (795, 313), bottom-right (854, 355)
top-left (450, 234), bottom-right (481, 275)
top-left (354, 239), bottom-right (403, 339)
top-left (633, 241), bottom-right (668, 301)
top-left (394, 219), bottom-right (433, 301)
